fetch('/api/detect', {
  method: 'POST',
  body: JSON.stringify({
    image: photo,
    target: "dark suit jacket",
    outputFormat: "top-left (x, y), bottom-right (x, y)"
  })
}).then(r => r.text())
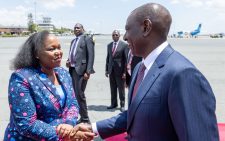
top-left (4, 67), bottom-right (79, 141)
top-left (97, 45), bottom-right (219, 141)
top-left (70, 34), bottom-right (95, 75)
top-left (125, 48), bottom-right (142, 86)
top-left (105, 40), bottom-right (127, 76)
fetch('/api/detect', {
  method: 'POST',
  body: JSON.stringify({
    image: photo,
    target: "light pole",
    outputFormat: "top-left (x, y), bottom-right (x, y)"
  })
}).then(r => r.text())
top-left (34, 1), bottom-right (36, 24)
top-left (34, 0), bottom-right (37, 32)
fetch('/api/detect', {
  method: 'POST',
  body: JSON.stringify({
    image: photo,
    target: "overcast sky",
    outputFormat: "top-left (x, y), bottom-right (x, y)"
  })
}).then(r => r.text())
top-left (0, 0), bottom-right (225, 34)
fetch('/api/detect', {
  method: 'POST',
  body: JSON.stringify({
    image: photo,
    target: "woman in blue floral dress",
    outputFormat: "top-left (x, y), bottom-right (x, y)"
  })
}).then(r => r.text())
top-left (4, 31), bottom-right (80, 141)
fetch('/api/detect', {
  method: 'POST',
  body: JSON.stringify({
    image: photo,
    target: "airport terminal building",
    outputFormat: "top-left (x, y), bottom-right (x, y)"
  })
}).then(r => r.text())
top-left (0, 25), bottom-right (28, 35)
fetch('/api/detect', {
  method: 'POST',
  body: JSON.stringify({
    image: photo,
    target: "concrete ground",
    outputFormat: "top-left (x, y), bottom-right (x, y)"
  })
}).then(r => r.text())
top-left (0, 36), bottom-right (225, 140)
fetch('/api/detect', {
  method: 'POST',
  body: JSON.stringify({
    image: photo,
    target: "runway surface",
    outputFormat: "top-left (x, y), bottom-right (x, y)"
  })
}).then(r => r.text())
top-left (0, 36), bottom-right (225, 139)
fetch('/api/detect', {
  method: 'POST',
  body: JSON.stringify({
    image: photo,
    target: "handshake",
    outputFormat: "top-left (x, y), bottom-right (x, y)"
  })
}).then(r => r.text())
top-left (56, 123), bottom-right (96, 141)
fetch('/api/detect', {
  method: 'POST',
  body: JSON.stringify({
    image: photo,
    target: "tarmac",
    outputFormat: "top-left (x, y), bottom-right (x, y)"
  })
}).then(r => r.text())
top-left (0, 35), bottom-right (225, 140)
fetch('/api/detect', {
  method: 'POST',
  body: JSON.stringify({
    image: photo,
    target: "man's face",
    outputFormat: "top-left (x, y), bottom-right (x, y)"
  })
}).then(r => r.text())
top-left (74, 24), bottom-right (83, 36)
top-left (112, 31), bottom-right (120, 42)
top-left (123, 14), bottom-right (145, 57)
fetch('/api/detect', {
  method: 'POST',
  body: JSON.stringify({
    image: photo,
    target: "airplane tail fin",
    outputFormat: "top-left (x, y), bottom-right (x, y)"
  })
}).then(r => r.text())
top-left (197, 24), bottom-right (202, 31)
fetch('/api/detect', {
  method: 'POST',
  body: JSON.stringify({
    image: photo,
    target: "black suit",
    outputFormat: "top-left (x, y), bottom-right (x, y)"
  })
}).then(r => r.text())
top-left (68, 34), bottom-right (95, 122)
top-left (125, 48), bottom-right (142, 87)
top-left (105, 40), bottom-right (127, 107)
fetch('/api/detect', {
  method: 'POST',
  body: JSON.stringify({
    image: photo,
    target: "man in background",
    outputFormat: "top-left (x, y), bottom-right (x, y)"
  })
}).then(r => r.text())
top-left (66, 23), bottom-right (95, 124)
top-left (105, 30), bottom-right (127, 112)
top-left (125, 47), bottom-right (142, 87)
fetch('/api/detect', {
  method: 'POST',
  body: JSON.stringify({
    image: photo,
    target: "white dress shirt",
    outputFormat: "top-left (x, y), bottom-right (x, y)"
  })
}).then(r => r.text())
top-left (142, 41), bottom-right (168, 79)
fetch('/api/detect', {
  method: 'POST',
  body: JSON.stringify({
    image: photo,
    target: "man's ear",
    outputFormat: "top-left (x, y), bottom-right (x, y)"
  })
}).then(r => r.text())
top-left (143, 19), bottom-right (152, 37)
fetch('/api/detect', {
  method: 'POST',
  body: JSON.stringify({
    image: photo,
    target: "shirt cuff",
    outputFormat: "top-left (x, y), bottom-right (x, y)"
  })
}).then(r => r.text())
top-left (92, 122), bottom-right (99, 135)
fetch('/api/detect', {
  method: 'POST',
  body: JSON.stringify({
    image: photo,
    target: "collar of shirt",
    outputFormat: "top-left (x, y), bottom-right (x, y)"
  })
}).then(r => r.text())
top-left (75, 35), bottom-right (81, 40)
top-left (114, 40), bottom-right (119, 45)
top-left (143, 41), bottom-right (168, 77)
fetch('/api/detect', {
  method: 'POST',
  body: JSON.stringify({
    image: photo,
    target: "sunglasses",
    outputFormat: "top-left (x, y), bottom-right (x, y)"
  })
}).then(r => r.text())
top-left (112, 34), bottom-right (119, 37)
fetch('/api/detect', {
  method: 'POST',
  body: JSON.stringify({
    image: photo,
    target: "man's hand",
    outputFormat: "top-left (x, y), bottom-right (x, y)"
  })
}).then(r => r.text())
top-left (105, 73), bottom-right (109, 77)
top-left (56, 124), bottom-right (74, 139)
top-left (68, 124), bottom-right (95, 141)
top-left (84, 73), bottom-right (90, 80)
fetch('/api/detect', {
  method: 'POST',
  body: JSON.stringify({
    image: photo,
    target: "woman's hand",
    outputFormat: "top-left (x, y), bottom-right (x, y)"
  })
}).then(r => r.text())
top-left (68, 124), bottom-right (95, 141)
top-left (56, 124), bottom-right (74, 139)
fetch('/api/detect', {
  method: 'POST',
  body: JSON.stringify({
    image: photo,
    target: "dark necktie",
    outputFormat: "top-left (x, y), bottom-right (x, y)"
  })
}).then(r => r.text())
top-left (132, 63), bottom-right (146, 100)
top-left (112, 42), bottom-right (117, 56)
top-left (70, 37), bottom-right (78, 63)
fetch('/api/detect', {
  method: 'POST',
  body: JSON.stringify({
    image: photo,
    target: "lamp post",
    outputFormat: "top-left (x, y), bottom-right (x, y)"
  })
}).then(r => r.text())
top-left (34, 1), bottom-right (36, 24)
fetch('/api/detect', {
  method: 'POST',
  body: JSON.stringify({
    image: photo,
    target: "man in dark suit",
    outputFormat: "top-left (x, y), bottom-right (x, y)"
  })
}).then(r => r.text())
top-left (125, 47), bottom-right (142, 87)
top-left (105, 30), bottom-right (127, 112)
top-left (66, 23), bottom-right (95, 124)
top-left (68, 3), bottom-right (219, 141)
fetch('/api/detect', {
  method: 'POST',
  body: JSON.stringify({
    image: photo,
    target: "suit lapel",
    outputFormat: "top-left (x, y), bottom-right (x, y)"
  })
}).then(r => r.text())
top-left (127, 45), bottom-right (174, 130)
top-left (110, 42), bottom-right (114, 55)
top-left (74, 35), bottom-right (84, 57)
top-left (69, 38), bottom-right (76, 52)
top-left (35, 69), bottom-right (62, 109)
top-left (55, 69), bottom-right (70, 108)
top-left (128, 63), bottom-right (140, 105)
top-left (127, 63), bottom-right (160, 129)
top-left (112, 41), bottom-right (120, 56)
top-left (76, 35), bottom-right (83, 49)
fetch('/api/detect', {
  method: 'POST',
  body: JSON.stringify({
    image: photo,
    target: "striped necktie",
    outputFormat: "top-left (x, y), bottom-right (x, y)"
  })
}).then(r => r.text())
top-left (112, 42), bottom-right (117, 56)
top-left (132, 63), bottom-right (146, 100)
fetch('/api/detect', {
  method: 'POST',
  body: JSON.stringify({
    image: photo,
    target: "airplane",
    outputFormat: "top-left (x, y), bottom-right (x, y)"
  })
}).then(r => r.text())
top-left (177, 24), bottom-right (202, 38)
top-left (210, 32), bottom-right (224, 38)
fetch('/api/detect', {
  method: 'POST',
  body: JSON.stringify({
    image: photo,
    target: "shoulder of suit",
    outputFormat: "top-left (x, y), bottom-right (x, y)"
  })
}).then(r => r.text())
top-left (82, 34), bottom-right (87, 38)
top-left (119, 40), bottom-right (128, 45)
top-left (82, 34), bottom-right (93, 40)
top-left (119, 41), bottom-right (128, 48)
top-left (11, 67), bottom-right (37, 80)
top-left (14, 67), bottom-right (35, 74)
top-left (108, 42), bottom-right (113, 46)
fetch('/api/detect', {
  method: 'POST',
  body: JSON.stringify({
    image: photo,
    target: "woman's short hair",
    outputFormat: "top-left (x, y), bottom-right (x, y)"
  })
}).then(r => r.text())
top-left (11, 30), bottom-right (50, 70)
